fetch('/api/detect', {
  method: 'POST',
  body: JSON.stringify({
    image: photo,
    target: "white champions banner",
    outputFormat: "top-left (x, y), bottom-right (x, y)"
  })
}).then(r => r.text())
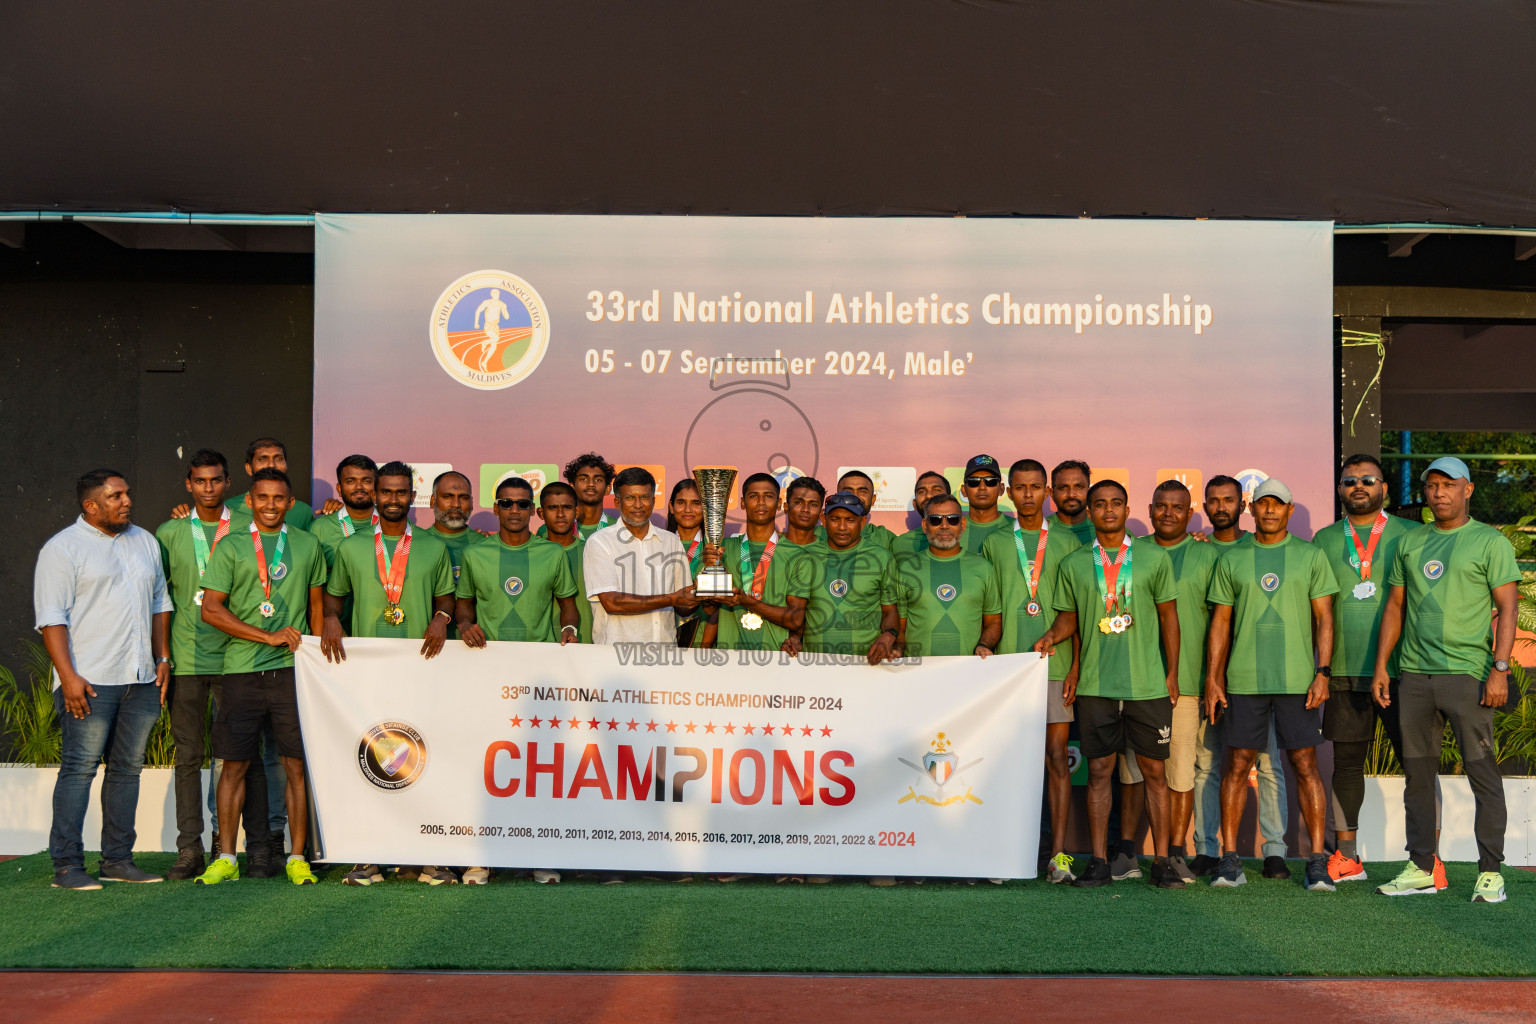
top-left (294, 640), bottom-right (1047, 878)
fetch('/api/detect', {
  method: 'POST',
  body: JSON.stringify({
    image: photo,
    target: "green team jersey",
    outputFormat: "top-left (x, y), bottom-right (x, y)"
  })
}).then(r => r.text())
top-left (456, 535), bottom-right (578, 642)
top-left (715, 535), bottom-right (816, 652)
top-left (1054, 539), bottom-right (1178, 700)
top-left (893, 549), bottom-right (1001, 657)
top-left (326, 528), bottom-right (454, 639)
top-left (201, 524), bottom-right (327, 673)
top-left (960, 512), bottom-right (1014, 556)
top-left (813, 522), bottom-right (896, 552)
top-left (978, 521), bottom-right (1081, 679)
top-left (1209, 531), bottom-right (1249, 550)
top-left (1158, 535), bottom-right (1221, 696)
top-left (792, 538), bottom-right (900, 655)
top-left (1208, 534), bottom-right (1338, 695)
top-left (1314, 514), bottom-right (1421, 683)
top-left (1050, 512), bottom-right (1097, 547)
top-left (156, 506), bottom-right (253, 674)
top-left (545, 535), bottom-right (594, 644)
top-left (310, 510), bottom-right (379, 568)
top-left (893, 528), bottom-right (929, 557)
top-left (425, 525), bottom-right (488, 639)
top-left (230, 491), bottom-right (316, 532)
top-left (1386, 518), bottom-right (1521, 678)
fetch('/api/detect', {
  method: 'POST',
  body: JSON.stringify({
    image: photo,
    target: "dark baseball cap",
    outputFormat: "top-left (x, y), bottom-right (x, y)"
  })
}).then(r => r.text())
top-left (823, 491), bottom-right (868, 517)
top-left (964, 455), bottom-right (1001, 479)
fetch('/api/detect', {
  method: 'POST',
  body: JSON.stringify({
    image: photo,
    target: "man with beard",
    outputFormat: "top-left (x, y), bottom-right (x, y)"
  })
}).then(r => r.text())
top-left (893, 471), bottom-right (953, 556)
top-left (1313, 455), bottom-right (1424, 886)
top-left (980, 459), bottom-right (1082, 882)
top-left (36, 469), bottom-right (173, 889)
top-left (310, 455), bottom-right (380, 569)
top-left (1049, 461), bottom-right (1096, 546)
top-left (894, 493), bottom-right (1001, 658)
top-left (425, 471), bottom-right (487, 640)
top-left (958, 455), bottom-right (1014, 555)
top-left (785, 490), bottom-right (901, 663)
top-left (1205, 479), bottom-right (1338, 892)
top-left (716, 475), bottom-right (816, 653)
top-left (559, 452), bottom-right (616, 539)
top-left (1034, 480), bottom-right (1182, 890)
top-left (322, 462), bottom-right (456, 886)
top-left (1147, 479), bottom-right (1221, 884)
top-left (1190, 473), bottom-right (1289, 879)
top-left (170, 437), bottom-right (342, 530)
top-left (537, 481), bottom-right (594, 645)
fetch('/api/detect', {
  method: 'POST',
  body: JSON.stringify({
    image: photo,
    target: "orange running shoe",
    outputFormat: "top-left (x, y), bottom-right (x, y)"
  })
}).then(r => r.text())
top-left (1327, 849), bottom-right (1368, 882)
top-left (1433, 856), bottom-right (1448, 891)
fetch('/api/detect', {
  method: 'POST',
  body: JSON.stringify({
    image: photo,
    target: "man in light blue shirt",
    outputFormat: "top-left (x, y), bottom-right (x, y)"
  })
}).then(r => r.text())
top-left (34, 469), bottom-right (173, 890)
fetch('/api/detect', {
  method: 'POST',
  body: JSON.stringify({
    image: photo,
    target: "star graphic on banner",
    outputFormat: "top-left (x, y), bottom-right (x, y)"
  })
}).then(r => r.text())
top-left (568, 718), bottom-right (582, 730)
top-left (529, 717), bottom-right (543, 728)
top-left (646, 719), bottom-right (659, 732)
top-left (666, 720), bottom-right (678, 733)
top-left (801, 724), bottom-right (813, 736)
top-left (607, 719), bottom-right (620, 731)
top-left (782, 722), bottom-right (793, 735)
top-left (743, 723), bottom-right (755, 735)
top-left (820, 725), bottom-right (833, 737)
top-left (723, 722), bottom-right (736, 734)
top-left (684, 721), bottom-right (697, 733)
top-left (549, 717), bottom-right (562, 729)
top-left (508, 716), bottom-right (523, 728)
top-left (587, 718), bottom-right (601, 729)
top-left (704, 722), bottom-right (716, 734)
top-left (626, 719), bottom-right (639, 731)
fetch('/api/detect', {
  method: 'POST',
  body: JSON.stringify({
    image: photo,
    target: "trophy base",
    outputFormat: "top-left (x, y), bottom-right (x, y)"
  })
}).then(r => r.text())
top-left (696, 568), bottom-right (734, 598)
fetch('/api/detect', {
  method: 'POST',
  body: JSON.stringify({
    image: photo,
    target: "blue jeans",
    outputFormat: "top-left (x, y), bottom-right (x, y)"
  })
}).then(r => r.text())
top-left (50, 683), bottom-right (161, 870)
top-left (1193, 714), bottom-right (1289, 858)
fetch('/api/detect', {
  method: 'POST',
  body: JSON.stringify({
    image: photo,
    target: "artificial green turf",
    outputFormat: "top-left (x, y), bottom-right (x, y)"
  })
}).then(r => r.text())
top-left (1, 853), bottom-right (1532, 975)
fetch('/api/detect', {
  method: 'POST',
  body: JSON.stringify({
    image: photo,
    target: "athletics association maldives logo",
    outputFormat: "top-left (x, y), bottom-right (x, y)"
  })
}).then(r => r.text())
top-left (358, 721), bottom-right (428, 791)
top-left (897, 732), bottom-right (984, 807)
top-left (1260, 572), bottom-right (1280, 592)
top-left (429, 270), bottom-right (551, 391)
top-left (935, 583), bottom-right (957, 602)
top-left (1423, 560), bottom-right (1445, 580)
top-left (1233, 468), bottom-right (1269, 504)
top-left (504, 576), bottom-right (525, 597)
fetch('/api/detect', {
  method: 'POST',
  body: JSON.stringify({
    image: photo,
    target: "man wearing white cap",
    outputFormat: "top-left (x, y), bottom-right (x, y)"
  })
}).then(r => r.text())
top-left (1204, 478), bottom-right (1339, 891)
top-left (1372, 457), bottom-right (1521, 903)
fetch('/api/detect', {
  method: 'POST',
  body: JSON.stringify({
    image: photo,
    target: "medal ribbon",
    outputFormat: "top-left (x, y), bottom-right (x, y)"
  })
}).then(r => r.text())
top-left (374, 523), bottom-right (413, 605)
top-left (250, 522), bottom-right (288, 601)
top-left (1345, 511), bottom-right (1388, 581)
top-left (190, 505), bottom-right (232, 580)
top-left (1091, 536), bottom-right (1132, 614)
top-left (1012, 519), bottom-right (1051, 601)
top-left (338, 507), bottom-right (381, 537)
top-left (685, 534), bottom-right (702, 575)
top-left (740, 531), bottom-right (779, 598)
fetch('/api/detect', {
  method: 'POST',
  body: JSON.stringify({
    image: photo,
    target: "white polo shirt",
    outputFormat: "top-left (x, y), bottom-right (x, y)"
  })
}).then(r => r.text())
top-left (582, 521), bottom-right (693, 644)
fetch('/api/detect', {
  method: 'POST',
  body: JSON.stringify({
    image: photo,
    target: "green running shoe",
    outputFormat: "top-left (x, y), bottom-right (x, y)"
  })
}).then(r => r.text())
top-left (286, 858), bottom-right (318, 886)
top-left (193, 856), bottom-right (240, 886)
top-left (1375, 863), bottom-right (1436, 896)
top-left (1471, 871), bottom-right (1506, 904)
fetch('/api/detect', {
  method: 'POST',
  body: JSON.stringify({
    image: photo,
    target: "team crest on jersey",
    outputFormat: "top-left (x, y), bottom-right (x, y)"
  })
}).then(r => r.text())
top-left (1260, 572), bottom-right (1280, 592)
top-left (357, 721), bottom-right (427, 791)
top-left (1423, 560), bottom-right (1445, 580)
top-left (897, 732), bottom-right (984, 807)
top-left (935, 583), bottom-right (957, 602)
top-left (829, 578), bottom-right (849, 598)
top-left (452, 564), bottom-right (462, 583)
top-left (270, 561), bottom-right (287, 581)
top-left (429, 270), bottom-right (550, 391)
top-left (504, 576), bottom-right (524, 596)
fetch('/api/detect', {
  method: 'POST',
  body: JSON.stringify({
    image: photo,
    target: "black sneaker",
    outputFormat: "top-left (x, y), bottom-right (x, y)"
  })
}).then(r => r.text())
top-left (1188, 854), bottom-right (1220, 877)
top-left (1304, 853), bottom-right (1336, 892)
top-left (51, 866), bottom-right (101, 890)
top-left (269, 830), bottom-right (288, 860)
top-left (99, 860), bottom-right (164, 883)
top-left (1262, 856), bottom-right (1292, 880)
top-left (1210, 852), bottom-right (1247, 888)
top-left (1151, 859), bottom-right (1187, 889)
top-left (246, 841), bottom-right (279, 879)
top-left (166, 847), bottom-right (206, 881)
top-left (1072, 856), bottom-right (1113, 888)
top-left (1167, 853), bottom-right (1196, 884)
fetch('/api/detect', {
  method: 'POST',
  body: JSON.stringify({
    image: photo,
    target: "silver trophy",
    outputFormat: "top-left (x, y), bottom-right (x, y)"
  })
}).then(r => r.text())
top-left (692, 467), bottom-right (737, 597)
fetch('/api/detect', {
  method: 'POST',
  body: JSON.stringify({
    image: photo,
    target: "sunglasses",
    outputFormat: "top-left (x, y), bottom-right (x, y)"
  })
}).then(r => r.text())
top-left (964, 476), bottom-right (1000, 488)
top-left (1340, 476), bottom-right (1383, 488)
top-left (495, 498), bottom-right (534, 510)
top-left (925, 513), bottom-right (964, 527)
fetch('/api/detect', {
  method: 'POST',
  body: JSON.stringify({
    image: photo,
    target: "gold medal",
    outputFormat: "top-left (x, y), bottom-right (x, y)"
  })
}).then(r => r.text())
top-left (384, 604), bottom-right (405, 626)
top-left (1098, 616), bottom-right (1113, 634)
top-left (740, 612), bottom-right (764, 631)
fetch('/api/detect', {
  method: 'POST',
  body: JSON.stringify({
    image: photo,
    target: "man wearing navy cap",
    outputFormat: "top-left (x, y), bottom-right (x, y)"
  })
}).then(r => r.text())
top-left (1373, 458), bottom-right (1520, 903)
top-left (959, 455), bottom-right (1013, 556)
top-left (787, 491), bottom-right (901, 664)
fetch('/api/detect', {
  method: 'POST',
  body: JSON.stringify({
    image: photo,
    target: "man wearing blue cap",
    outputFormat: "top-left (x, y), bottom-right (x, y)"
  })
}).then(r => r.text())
top-left (959, 455), bottom-right (1013, 555)
top-left (786, 491), bottom-right (901, 664)
top-left (1373, 457), bottom-right (1521, 903)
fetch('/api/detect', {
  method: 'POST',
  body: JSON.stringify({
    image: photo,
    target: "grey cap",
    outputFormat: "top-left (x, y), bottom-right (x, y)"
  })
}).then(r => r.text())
top-left (1421, 456), bottom-right (1471, 482)
top-left (1250, 478), bottom-right (1293, 504)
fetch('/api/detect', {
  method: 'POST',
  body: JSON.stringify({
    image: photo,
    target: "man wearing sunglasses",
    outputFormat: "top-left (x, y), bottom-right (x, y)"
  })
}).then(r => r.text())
top-left (455, 477), bottom-right (581, 649)
top-left (892, 494), bottom-right (1001, 659)
top-left (958, 454), bottom-right (1014, 556)
top-left (1034, 479), bottom-right (1182, 889)
top-left (1312, 454), bottom-right (1424, 887)
top-left (893, 471), bottom-right (954, 557)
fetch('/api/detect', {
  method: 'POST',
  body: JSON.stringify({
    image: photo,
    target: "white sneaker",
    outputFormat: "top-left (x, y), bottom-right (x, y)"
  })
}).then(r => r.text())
top-left (532, 869), bottom-right (561, 884)
top-left (462, 866), bottom-right (491, 885)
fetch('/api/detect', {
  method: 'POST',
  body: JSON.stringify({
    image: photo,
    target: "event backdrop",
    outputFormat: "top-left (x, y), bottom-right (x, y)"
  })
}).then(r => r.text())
top-left (315, 216), bottom-right (1333, 535)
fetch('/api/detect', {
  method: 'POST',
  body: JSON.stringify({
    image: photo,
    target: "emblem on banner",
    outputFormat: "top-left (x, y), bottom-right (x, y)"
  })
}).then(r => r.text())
top-left (358, 721), bottom-right (428, 791)
top-left (1233, 468), bottom-right (1270, 504)
top-left (897, 732), bottom-right (983, 807)
top-left (429, 270), bottom-right (551, 391)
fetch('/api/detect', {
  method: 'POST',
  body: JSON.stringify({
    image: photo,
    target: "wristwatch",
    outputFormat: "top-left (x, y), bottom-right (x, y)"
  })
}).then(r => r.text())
top-left (156, 656), bottom-right (171, 665)
top-left (1315, 665), bottom-right (1332, 678)
top-left (1494, 659), bottom-right (1510, 673)
top-left (433, 609), bottom-right (452, 621)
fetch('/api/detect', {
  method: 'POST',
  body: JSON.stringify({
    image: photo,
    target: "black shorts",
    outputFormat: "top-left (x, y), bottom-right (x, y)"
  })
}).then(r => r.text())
top-left (1075, 694), bottom-right (1173, 762)
top-left (213, 668), bottom-right (305, 762)
top-left (1225, 692), bottom-right (1322, 751)
top-left (1323, 684), bottom-right (1380, 743)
